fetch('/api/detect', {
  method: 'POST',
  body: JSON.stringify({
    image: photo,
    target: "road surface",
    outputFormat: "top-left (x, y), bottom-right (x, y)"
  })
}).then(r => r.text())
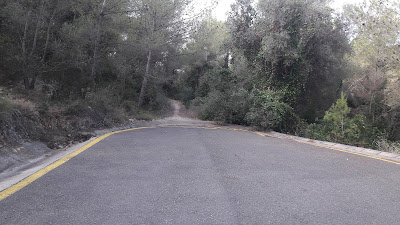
top-left (1, 125), bottom-right (400, 224)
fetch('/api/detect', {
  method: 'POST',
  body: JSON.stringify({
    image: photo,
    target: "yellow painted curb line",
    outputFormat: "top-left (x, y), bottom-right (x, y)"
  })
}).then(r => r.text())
top-left (0, 127), bottom-right (153, 201)
top-left (1, 125), bottom-right (398, 202)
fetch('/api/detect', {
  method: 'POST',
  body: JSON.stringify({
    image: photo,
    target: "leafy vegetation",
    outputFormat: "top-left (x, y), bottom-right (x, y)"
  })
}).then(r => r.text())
top-left (245, 88), bottom-right (299, 132)
top-left (0, 0), bottom-right (399, 152)
top-left (0, 0), bottom-right (190, 147)
top-left (176, 0), bottom-right (400, 152)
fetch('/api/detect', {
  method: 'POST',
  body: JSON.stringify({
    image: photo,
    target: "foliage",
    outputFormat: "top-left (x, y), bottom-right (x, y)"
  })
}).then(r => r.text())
top-left (0, 96), bottom-right (13, 113)
top-left (304, 123), bottom-right (331, 142)
top-left (343, 0), bottom-right (400, 73)
top-left (322, 93), bottom-right (368, 144)
top-left (0, 0), bottom-right (192, 109)
top-left (227, 0), bottom-right (259, 61)
top-left (1, 0), bottom-right (400, 150)
top-left (305, 93), bottom-right (368, 146)
top-left (245, 88), bottom-right (299, 132)
top-left (374, 139), bottom-right (400, 154)
top-left (179, 0), bottom-right (350, 135)
top-left (323, 92), bottom-right (351, 138)
top-left (133, 112), bottom-right (154, 121)
top-left (255, 0), bottom-right (350, 117)
top-left (343, 0), bottom-right (400, 141)
top-left (192, 69), bottom-right (250, 124)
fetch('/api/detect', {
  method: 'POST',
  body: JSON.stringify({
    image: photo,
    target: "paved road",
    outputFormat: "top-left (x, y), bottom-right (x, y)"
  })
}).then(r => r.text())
top-left (1, 126), bottom-right (400, 224)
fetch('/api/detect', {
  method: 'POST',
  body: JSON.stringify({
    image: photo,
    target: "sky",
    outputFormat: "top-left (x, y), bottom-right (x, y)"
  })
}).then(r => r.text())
top-left (203, 0), bottom-right (365, 21)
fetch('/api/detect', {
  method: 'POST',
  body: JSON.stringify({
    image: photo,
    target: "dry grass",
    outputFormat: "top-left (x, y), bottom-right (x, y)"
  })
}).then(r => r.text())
top-left (11, 98), bottom-right (36, 113)
top-left (375, 139), bottom-right (400, 154)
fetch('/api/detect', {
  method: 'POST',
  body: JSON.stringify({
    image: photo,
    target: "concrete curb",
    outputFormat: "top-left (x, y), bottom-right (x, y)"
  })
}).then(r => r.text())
top-left (0, 137), bottom-right (97, 192)
top-left (2, 123), bottom-right (399, 194)
top-left (0, 121), bottom-right (153, 193)
top-left (262, 131), bottom-right (400, 164)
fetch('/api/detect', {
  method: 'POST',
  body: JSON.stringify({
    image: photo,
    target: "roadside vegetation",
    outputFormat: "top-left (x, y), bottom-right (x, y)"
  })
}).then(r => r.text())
top-left (176, 0), bottom-right (400, 152)
top-left (0, 0), bottom-right (399, 153)
top-left (0, 0), bottom-right (181, 151)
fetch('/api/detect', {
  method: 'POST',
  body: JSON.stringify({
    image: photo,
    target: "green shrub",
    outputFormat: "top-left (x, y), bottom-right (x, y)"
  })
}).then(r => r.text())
top-left (374, 139), bottom-right (400, 153)
top-left (121, 100), bottom-right (137, 113)
top-left (86, 88), bottom-right (117, 115)
top-left (321, 92), bottom-right (367, 145)
top-left (194, 87), bottom-right (249, 124)
top-left (37, 101), bottom-right (50, 116)
top-left (344, 114), bottom-right (367, 145)
top-left (323, 92), bottom-right (350, 140)
top-left (196, 91), bottom-right (226, 121)
top-left (189, 68), bottom-right (250, 124)
top-left (134, 111), bottom-right (154, 121)
top-left (304, 93), bottom-right (369, 146)
top-left (305, 123), bottom-right (331, 141)
top-left (0, 97), bottom-right (13, 113)
top-left (64, 100), bottom-right (89, 116)
top-left (245, 88), bottom-right (299, 132)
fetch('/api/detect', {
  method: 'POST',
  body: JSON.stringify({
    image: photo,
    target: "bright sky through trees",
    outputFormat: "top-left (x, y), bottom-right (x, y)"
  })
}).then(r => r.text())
top-left (204, 0), bottom-right (365, 20)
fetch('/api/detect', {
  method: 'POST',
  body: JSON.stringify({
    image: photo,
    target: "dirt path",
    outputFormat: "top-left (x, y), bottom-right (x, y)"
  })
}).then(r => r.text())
top-left (171, 99), bottom-right (181, 117)
top-left (155, 100), bottom-right (214, 126)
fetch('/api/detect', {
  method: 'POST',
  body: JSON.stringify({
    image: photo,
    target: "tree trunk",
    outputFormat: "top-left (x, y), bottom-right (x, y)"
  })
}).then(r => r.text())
top-left (370, 92), bottom-right (375, 122)
top-left (42, 8), bottom-right (56, 62)
top-left (30, 0), bottom-right (43, 56)
top-left (223, 52), bottom-right (229, 68)
top-left (138, 50), bottom-right (152, 108)
top-left (29, 76), bottom-right (37, 90)
top-left (341, 117), bottom-right (344, 137)
top-left (26, 1), bottom-right (45, 90)
top-left (22, 7), bottom-right (32, 89)
top-left (90, 0), bottom-right (107, 86)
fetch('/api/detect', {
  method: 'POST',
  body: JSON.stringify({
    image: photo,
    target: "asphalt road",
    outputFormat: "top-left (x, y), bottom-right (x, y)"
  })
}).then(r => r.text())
top-left (1, 126), bottom-right (400, 224)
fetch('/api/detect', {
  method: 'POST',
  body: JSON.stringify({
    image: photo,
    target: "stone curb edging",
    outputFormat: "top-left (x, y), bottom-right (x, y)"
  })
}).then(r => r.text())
top-left (262, 131), bottom-right (400, 164)
top-left (157, 123), bottom-right (400, 164)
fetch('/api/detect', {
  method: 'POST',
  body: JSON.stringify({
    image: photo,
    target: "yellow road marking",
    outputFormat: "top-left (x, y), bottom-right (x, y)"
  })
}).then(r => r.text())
top-left (255, 132), bottom-right (265, 136)
top-left (0, 127), bottom-right (153, 201)
top-left (1, 125), bottom-right (398, 201)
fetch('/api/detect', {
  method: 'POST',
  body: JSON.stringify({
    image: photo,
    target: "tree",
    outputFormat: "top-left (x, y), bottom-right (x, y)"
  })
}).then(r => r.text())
top-left (324, 92), bottom-right (351, 137)
top-left (130, 0), bottom-right (191, 108)
top-left (1, 0), bottom-right (45, 89)
top-left (245, 88), bottom-right (298, 132)
top-left (178, 17), bottom-right (230, 102)
top-left (344, 0), bottom-right (400, 73)
top-left (227, 0), bottom-right (260, 61)
top-left (343, 0), bottom-right (400, 140)
top-left (90, 0), bottom-right (107, 86)
top-left (254, 0), bottom-right (350, 119)
top-left (177, 0), bottom-right (350, 132)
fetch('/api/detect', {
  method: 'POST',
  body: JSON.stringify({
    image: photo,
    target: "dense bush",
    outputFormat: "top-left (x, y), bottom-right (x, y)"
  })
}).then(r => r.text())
top-left (245, 88), bottom-right (299, 132)
top-left (0, 96), bottom-right (13, 113)
top-left (192, 69), bottom-right (250, 124)
top-left (305, 93), bottom-right (382, 147)
top-left (374, 139), bottom-right (400, 154)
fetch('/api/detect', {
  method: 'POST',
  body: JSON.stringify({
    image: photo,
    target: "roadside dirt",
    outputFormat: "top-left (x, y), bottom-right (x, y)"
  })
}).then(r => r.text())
top-left (0, 99), bottom-right (212, 178)
top-left (3, 99), bottom-right (400, 194)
